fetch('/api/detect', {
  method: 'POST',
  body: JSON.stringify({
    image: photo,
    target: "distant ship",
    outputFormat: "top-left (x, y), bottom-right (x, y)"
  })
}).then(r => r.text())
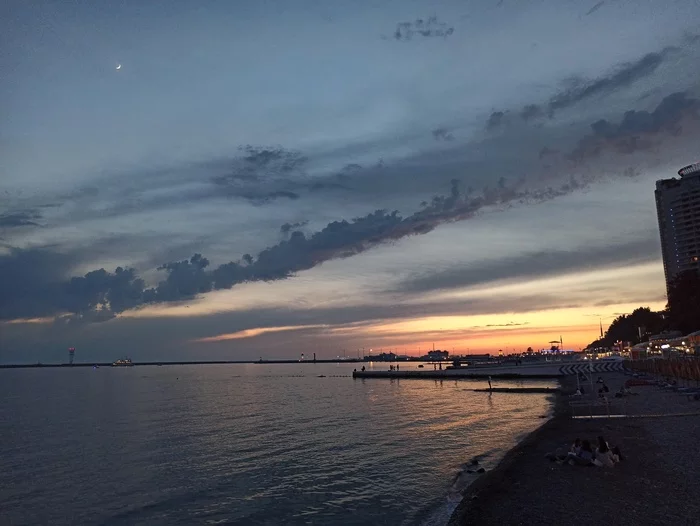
top-left (112, 358), bottom-right (134, 367)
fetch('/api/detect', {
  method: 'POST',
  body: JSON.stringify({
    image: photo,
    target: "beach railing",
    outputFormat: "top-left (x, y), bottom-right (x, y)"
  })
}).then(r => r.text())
top-left (569, 397), bottom-right (611, 419)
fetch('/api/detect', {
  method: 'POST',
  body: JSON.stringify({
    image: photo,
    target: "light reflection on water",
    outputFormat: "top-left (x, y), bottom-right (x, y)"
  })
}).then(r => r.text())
top-left (0, 364), bottom-right (554, 525)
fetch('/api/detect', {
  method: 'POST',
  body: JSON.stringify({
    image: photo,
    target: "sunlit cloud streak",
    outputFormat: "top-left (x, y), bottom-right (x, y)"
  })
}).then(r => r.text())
top-left (193, 324), bottom-right (327, 342)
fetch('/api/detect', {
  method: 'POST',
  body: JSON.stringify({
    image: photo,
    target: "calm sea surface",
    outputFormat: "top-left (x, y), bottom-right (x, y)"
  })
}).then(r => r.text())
top-left (0, 363), bottom-right (554, 525)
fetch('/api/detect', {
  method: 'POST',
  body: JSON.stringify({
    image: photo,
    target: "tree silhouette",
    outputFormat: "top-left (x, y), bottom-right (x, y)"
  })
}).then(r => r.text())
top-left (667, 269), bottom-right (700, 334)
top-left (586, 307), bottom-right (666, 349)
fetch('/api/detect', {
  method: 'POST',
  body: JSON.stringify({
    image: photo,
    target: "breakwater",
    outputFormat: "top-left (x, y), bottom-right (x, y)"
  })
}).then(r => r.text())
top-left (352, 360), bottom-right (623, 379)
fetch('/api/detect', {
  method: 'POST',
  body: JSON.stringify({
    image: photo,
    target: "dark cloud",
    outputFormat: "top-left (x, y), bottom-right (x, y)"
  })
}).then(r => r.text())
top-left (621, 167), bottom-right (641, 178)
top-left (592, 91), bottom-right (698, 137)
top-left (0, 210), bottom-right (42, 228)
top-left (211, 145), bottom-right (307, 198)
top-left (341, 163), bottom-right (362, 173)
top-left (547, 48), bottom-right (676, 114)
top-left (0, 174), bottom-right (602, 321)
top-left (521, 104), bottom-right (543, 121)
top-left (393, 16), bottom-right (454, 41)
top-left (571, 91), bottom-right (700, 160)
top-left (208, 145), bottom-right (353, 203)
top-left (488, 47), bottom-right (678, 129)
top-left (392, 236), bottom-right (659, 294)
top-left (239, 145), bottom-right (307, 173)
top-left (333, 164), bottom-right (363, 184)
top-left (31, 145), bottom-right (313, 224)
top-left (143, 254), bottom-right (211, 303)
top-left (280, 220), bottom-right (309, 235)
top-left (0, 248), bottom-right (144, 322)
top-left (585, 1), bottom-right (605, 16)
top-left (0, 248), bottom-right (74, 320)
top-left (432, 128), bottom-right (455, 141)
top-left (486, 111), bottom-right (506, 131)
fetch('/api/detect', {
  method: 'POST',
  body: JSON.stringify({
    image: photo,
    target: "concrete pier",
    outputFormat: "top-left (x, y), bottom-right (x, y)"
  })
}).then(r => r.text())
top-left (471, 387), bottom-right (559, 393)
top-left (352, 360), bottom-right (623, 380)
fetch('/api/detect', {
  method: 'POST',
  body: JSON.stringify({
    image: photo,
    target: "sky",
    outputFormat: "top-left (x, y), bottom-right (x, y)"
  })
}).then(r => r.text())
top-left (2, 0), bottom-right (700, 363)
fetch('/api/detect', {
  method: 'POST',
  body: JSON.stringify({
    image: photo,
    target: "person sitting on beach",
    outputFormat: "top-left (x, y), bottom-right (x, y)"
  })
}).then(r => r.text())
top-left (612, 445), bottom-right (624, 462)
top-left (568, 440), bottom-right (594, 466)
top-left (544, 439), bottom-right (584, 463)
top-left (595, 436), bottom-right (618, 467)
top-left (569, 438), bottom-right (582, 456)
top-left (615, 386), bottom-right (634, 398)
top-left (597, 435), bottom-right (623, 461)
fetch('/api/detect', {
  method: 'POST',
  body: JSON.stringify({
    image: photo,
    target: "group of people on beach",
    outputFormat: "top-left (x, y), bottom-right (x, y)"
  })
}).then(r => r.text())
top-left (548, 436), bottom-right (623, 468)
top-left (572, 376), bottom-right (635, 399)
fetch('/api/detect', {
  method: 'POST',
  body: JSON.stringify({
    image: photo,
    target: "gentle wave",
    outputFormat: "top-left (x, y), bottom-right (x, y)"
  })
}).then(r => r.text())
top-left (0, 364), bottom-right (555, 526)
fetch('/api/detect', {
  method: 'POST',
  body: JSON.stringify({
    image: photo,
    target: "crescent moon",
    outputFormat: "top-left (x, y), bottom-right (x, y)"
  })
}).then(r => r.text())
top-left (116, 64), bottom-right (122, 70)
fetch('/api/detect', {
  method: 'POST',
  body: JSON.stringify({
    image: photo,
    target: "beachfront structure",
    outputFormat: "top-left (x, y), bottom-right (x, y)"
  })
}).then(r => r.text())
top-left (655, 162), bottom-right (700, 294)
top-left (424, 350), bottom-right (449, 360)
top-left (687, 330), bottom-right (700, 355)
top-left (643, 330), bottom-right (700, 356)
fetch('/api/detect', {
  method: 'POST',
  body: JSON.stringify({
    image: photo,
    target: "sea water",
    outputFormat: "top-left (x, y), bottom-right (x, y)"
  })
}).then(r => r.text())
top-left (0, 363), bottom-right (554, 525)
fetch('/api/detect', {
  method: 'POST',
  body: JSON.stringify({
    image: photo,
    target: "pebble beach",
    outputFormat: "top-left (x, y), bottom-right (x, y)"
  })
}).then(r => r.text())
top-left (449, 371), bottom-right (700, 526)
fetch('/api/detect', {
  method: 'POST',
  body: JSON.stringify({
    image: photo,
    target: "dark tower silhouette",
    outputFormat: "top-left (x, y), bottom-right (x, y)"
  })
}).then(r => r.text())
top-left (655, 163), bottom-right (700, 295)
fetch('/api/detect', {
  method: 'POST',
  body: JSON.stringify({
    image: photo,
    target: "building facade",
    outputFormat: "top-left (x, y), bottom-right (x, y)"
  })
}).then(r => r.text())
top-left (655, 162), bottom-right (700, 293)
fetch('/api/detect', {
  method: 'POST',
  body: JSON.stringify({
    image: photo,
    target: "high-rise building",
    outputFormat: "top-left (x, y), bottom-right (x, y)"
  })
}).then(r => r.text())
top-left (655, 162), bottom-right (700, 293)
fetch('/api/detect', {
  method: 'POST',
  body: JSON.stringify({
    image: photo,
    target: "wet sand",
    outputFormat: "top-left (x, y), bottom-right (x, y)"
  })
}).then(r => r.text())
top-left (448, 372), bottom-right (700, 526)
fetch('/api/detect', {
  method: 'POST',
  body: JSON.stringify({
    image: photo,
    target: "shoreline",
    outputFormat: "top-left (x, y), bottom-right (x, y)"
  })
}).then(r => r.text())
top-left (447, 376), bottom-right (572, 525)
top-left (448, 372), bottom-right (700, 525)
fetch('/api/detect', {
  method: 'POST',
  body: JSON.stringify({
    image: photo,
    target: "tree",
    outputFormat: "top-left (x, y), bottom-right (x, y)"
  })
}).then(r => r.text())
top-left (586, 307), bottom-right (666, 349)
top-left (526, 347), bottom-right (534, 354)
top-left (667, 269), bottom-right (700, 334)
